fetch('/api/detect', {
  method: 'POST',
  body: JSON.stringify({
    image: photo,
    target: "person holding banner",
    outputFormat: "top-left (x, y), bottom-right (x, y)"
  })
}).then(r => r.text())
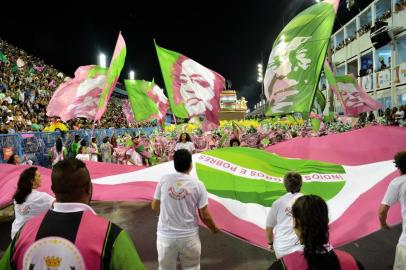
top-left (379, 151), bottom-right (406, 269)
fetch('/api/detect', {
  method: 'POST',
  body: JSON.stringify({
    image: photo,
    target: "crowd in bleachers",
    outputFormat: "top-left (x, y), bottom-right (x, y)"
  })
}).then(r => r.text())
top-left (0, 39), bottom-right (143, 134)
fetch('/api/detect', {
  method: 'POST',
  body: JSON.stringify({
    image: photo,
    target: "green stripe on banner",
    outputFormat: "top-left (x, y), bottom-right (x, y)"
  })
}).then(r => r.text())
top-left (196, 163), bottom-right (345, 207)
top-left (203, 147), bottom-right (345, 177)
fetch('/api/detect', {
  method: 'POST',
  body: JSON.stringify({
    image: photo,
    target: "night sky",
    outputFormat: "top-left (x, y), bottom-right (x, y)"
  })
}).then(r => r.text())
top-left (0, 0), bottom-right (372, 109)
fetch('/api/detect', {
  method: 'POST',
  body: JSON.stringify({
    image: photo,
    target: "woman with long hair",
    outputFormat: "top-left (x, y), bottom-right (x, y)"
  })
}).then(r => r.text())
top-left (7, 154), bottom-right (20, 165)
top-left (174, 132), bottom-right (195, 154)
top-left (11, 167), bottom-right (54, 239)
top-left (268, 195), bottom-right (364, 270)
top-left (50, 137), bottom-right (67, 166)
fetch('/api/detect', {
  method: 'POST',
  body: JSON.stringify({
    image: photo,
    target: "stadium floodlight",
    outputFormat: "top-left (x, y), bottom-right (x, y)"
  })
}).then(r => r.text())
top-left (98, 53), bottom-right (107, 68)
top-left (129, 70), bottom-right (135, 80)
top-left (257, 63), bottom-right (263, 83)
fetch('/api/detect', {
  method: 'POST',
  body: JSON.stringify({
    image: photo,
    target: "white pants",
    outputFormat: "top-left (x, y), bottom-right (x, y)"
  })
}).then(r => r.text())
top-left (157, 234), bottom-right (201, 270)
top-left (394, 243), bottom-right (406, 270)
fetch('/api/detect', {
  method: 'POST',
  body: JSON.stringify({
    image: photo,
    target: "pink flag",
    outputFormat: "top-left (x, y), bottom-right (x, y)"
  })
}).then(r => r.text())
top-left (335, 74), bottom-right (382, 116)
top-left (46, 65), bottom-right (108, 121)
top-left (123, 99), bottom-right (135, 124)
top-left (94, 33), bottom-right (127, 121)
top-left (324, 61), bottom-right (382, 116)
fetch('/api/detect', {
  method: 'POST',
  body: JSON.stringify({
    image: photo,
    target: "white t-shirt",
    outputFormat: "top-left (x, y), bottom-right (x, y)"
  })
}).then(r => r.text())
top-left (382, 174), bottom-right (406, 247)
top-left (154, 172), bottom-right (208, 238)
top-left (126, 149), bottom-right (143, 166)
top-left (174, 141), bottom-right (195, 153)
top-left (75, 153), bottom-right (90, 161)
top-left (266, 192), bottom-right (303, 258)
top-left (11, 190), bottom-right (55, 239)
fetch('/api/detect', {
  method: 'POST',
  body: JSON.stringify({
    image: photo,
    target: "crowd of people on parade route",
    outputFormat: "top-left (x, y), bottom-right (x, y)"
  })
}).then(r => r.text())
top-left (1, 150), bottom-right (406, 269)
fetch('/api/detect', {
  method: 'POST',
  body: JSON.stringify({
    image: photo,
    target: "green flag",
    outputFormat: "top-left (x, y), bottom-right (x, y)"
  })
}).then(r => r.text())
top-left (124, 80), bottom-right (169, 123)
top-left (154, 42), bottom-right (225, 124)
top-left (95, 32), bottom-right (126, 121)
top-left (264, 0), bottom-right (339, 116)
top-left (313, 89), bottom-right (326, 114)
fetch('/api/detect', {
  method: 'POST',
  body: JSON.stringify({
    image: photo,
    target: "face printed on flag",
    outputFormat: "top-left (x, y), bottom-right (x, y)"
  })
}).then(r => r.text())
top-left (155, 43), bottom-right (224, 125)
top-left (264, 0), bottom-right (339, 115)
top-left (324, 62), bottom-right (382, 116)
top-left (173, 56), bottom-right (215, 116)
top-left (265, 36), bottom-right (311, 113)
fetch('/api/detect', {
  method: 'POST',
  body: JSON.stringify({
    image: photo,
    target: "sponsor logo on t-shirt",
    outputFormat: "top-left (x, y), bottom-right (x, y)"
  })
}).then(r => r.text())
top-left (17, 204), bottom-right (30, 215)
top-left (168, 181), bottom-right (189, 200)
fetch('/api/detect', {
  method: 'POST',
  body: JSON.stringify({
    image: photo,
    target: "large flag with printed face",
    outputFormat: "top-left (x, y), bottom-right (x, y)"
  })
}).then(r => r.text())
top-left (324, 62), bottom-right (382, 116)
top-left (94, 32), bottom-right (127, 121)
top-left (1, 126), bottom-right (405, 248)
top-left (264, 0), bottom-right (339, 115)
top-left (124, 80), bottom-right (169, 125)
top-left (47, 65), bottom-right (107, 121)
top-left (155, 43), bottom-right (225, 125)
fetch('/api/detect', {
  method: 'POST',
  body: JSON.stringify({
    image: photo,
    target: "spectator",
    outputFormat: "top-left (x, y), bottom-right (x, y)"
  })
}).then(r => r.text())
top-left (266, 172), bottom-right (303, 259)
top-left (70, 135), bottom-right (81, 158)
top-left (367, 111), bottom-right (376, 122)
top-left (7, 154), bottom-right (20, 165)
top-left (0, 159), bottom-right (145, 269)
top-left (49, 137), bottom-right (67, 166)
top-left (152, 149), bottom-right (219, 270)
top-left (126, 141), bottom-right (143, 166)
top-left (230, 137), bottom-right (241, 147)
top-left (379, 151), bottom-right (406, 269)
top-left (100, 137), bottom-right (113, 163)
top-left (89, 137), bottom-right (99, 162)
top-left (11, 167), bottom-right (54, 239)
top-left (268, 195), bottom-right (364, 269)
top-left (395, 106), bottom-right (405, 124)
top-left (174, 132), bottom-right (195, 154)
top-left (76, 146), bottom-right (90, 161)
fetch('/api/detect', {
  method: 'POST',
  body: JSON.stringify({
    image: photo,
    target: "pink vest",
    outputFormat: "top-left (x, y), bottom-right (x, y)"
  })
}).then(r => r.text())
top-left (12, 211), bottom-right (109, 270)
top-left (283, 250), bottom-right (359, 270)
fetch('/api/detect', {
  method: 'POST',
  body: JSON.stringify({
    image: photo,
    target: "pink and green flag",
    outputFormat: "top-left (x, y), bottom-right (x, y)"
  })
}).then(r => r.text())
top-left (94, 32), bottom-right (127, 121)
top-left (264, 0), bottom-right (339, 115)
top-left (47, 65), bottom-right (108, 121)
top-left (124, 80), bottom-right (169, 126)
top-left (324, 62), bottom-right (382, 116)
top-left (155, 42), bottom-right (225, 125)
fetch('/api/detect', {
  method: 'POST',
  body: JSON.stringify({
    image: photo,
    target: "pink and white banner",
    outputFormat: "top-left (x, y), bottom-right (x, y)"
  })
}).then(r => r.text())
top-left (1, 126), bottom-right (405, 249)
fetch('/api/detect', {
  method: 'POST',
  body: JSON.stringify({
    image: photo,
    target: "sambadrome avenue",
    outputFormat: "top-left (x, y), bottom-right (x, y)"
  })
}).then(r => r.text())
top-left (1, 1), bottom-right (406, 269)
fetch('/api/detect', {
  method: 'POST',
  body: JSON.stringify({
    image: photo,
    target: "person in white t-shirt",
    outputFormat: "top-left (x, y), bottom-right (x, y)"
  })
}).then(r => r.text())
top-left (266, 172), bottom-right (304, 259)
top-left (380, 151), bottom-right (406, 269)
top-left (75, 146), bottom-right (90, 161)
top-left (174, 132), bottom-right (195, 154)
top-left (152, 149), bottom-right (219, 270)
top-left (11, 167), bottom-right (54, 239)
